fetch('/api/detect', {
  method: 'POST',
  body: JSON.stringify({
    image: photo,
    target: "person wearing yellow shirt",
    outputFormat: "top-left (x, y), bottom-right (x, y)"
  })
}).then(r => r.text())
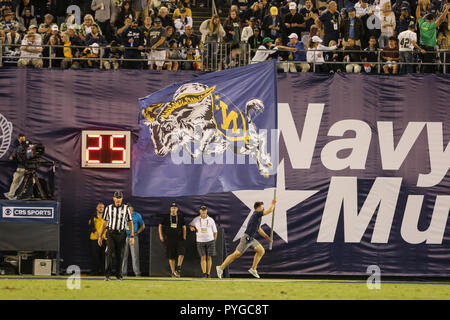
top-left (172, 4), bottom-right (192, 21)
top-left (89, 203), bottom-right (106, 276)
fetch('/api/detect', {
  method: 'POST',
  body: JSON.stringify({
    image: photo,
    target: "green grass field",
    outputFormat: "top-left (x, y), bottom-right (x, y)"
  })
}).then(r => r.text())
top-left (1, 276), bottom-right (450, 300)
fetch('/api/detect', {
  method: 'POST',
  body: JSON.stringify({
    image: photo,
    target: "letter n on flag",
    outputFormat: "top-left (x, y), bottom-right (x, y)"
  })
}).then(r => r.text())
top-left (132, 61), bottom-right (278, 197)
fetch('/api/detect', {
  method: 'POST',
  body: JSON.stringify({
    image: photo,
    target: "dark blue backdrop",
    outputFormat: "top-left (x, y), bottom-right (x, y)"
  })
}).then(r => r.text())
top-left (0, 68), bottom-right (449, 276)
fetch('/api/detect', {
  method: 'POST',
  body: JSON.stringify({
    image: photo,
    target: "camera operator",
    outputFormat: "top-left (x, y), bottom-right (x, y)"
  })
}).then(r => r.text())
top-left (4, 133), bottom-right (26, 200)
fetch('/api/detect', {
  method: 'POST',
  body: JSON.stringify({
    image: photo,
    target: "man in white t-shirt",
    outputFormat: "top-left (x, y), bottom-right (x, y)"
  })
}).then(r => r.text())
top-left (189, 205), bottom-right (218, 278)
top-left (397, 22), bottom-right (426, 73)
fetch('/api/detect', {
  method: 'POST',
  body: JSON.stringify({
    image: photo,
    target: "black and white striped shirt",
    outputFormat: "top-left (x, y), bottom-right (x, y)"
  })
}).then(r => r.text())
top-left (104, 204), bottom-right (132, 231)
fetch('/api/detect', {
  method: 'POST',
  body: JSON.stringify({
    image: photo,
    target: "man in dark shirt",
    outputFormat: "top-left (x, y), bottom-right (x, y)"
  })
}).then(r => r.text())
top-left (344, 37), bottom-right (363, 72)
top-left (121, 18), bottom-right (144, 69)
top-left (340, 7), bottom-right (364, 46)
top-left (216, 197), bottom-right (276, 279)
top-left (396, 7), bottom-right (415, 35)
top-left (299, 0), bottom-right (317, 33)
top-left (158, 203), bottom-right (186, 277)
top-left (283, 2), bottom-right (305, 40)
top-left (363, 35), bottom-right (379, 73)
top-left (316, 1), bottom-right (340, 45)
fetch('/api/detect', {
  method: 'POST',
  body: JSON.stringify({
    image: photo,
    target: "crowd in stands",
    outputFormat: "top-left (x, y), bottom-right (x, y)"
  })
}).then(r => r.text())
top-left (0, 0), bottom-right (448, 73)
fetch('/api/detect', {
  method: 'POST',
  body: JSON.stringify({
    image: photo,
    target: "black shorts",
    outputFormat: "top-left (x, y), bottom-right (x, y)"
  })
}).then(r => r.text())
top-left (165, 239), bottom-right (186, 259)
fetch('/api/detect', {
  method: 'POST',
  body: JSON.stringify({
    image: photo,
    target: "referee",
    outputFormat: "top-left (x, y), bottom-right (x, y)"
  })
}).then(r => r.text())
top-left (99, 191), bottom-right (134, 281)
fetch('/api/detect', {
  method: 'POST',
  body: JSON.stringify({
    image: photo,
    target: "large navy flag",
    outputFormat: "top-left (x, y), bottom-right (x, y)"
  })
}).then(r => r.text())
top-left (132, 62), bottom-right (278, 197)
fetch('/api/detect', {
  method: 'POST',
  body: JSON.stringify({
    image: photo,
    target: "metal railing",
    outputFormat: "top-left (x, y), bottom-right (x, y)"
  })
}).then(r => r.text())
top-left (1, 41), bottom-right (448, 74)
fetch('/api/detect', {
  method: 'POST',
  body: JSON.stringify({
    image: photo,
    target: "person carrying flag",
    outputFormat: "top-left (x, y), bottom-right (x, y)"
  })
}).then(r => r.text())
top-left (216, 197), bottom-right (276, 279)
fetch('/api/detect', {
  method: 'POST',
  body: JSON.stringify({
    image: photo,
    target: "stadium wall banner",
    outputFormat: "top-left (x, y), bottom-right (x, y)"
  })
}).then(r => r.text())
top-left (0, 200), bottom-right (59, 224)
top-left (0, 68), bottom-right (449, 276)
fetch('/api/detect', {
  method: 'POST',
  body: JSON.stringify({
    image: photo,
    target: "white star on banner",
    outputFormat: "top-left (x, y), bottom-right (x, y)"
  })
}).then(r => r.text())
top-left (232, 160), bottom-right (319, 243)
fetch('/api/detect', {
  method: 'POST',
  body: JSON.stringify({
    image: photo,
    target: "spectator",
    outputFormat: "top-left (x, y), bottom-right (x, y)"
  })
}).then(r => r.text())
top-left (244, 2), bottom-right (262, 26)
top-left (0, 9), bottom-right (19, 39)
top-left (172, 2), bottom-right (192, 20)
top-left (241, 16), bottom-right (256, 43)
top-left (38, 13), bottom-right (56, 37)
top-left (251, 36), bottom-right (295, 63)
top-left (199, 14), bottom-right (225, 43)
top-left (3, 24), bottom-right (20, 53)
top-left (60, 11), bottom-right (78, 33)
top-left (85, 23), bottom-right (107, 46)
top-left (224, 9), bottom-right (241, 44)
top-left (315, 1), bottom-right (340, 46)
top-left (381, 36), bottom-right (400, 74)
top-left (79, 14), bottom-right (102, 41)
top-left (379, 1), bottom-right (396, 49)
top-left (284, 2), bottom-right (306, 40)
top-left (343, 37), bottom-right (362, 72)
top-left (396, 6), bottom-right (415, 35)
top-left (363, 35), bottom-right (379, 73)
top-left (340, 7), bottom-right (364, 46)
top-left (0, 0), bottom-right (14, 13)
top-left (398, 22), bottom-right (425, 73)
top-left (16, 0), bottom-right (34, 20)
top-left (174, 7), bottom-right (192, 37)
top-left (416, 0), bottom-right (431, 20)
top-left (360, 5), bottom-right (380, 49)
top-left (262, 6), bottom-right (283, 40)
top-left (147, 17), bottom-right (167, 70)
top-left (271, 37), bottom-right (289, 71)
top-left (259, 0), bottom-right (271, 22)
top-left (306, 35), bottom-right (338, 72)
top-left (88, 203), bottom-right (106, 276)
top-left (3, 24), bottom-right (21, 64)
top-left (102, 39), bottom-right (122, 69)
top-left (355, 0), bottom-right (371, 18)
top-left (286, 32), bottom-right (310, 72)
top-left (437, 22), bottom-right (449, 69)
top-left (165, 39), bottom-right (181, 70)
top-left (179, 25), bottom-right (199, 70)
top-left (61, 31), bottom-right (81, 69)
top-left (158, 6), bottom-right (174, 28)
top-left (232, 0), bottom-right (249, 20)
top-left (91, 0), bottom-right (116, 42)
top-left (417, 4), bottom-right (449, 73)
top-left (18, 31), bottom-right (43, 68)
top-left (248, 27), bottom-right (263, 56)
top-left (122, 205), bottom-right (145, 277)
top-left (18, 8), bottom-right (37, 32)
top-left (300, 0), bottom-right (317, 34)
top-left (115, 0), bottom-right (134, 29)
top-left (44, 24), bottom-right (61, 45)
top-left (44, 34), bottom-right (63, 68)
top-left (66, 25), bottom-right (84, 59)
top-left (132, 0), bottom-right (151, 23)
top-left (122, 18), bottom-right (145, 69)
top-left (324, 39), bottom-right (343, 73)
top-left (166, 25), bottom-right (177, 42)
top-left (82, 43), bottom-right (101, 68)
top-left (179, 23), bottom-right (199, 48)
top-left (139, 15), bottom-right (152, 39)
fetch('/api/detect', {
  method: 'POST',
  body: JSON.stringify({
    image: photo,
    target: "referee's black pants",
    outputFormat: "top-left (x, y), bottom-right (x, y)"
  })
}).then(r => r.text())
top-left (105, 230), bottom-right (126, 278)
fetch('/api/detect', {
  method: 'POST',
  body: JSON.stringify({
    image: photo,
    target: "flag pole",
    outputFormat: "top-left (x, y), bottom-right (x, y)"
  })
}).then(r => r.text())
top-left (269, 188), bottom-right (277, 251)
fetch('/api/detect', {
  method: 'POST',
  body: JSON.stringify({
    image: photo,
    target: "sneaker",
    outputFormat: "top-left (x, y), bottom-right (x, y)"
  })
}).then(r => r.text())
top-left (116, 275), bottom-right (123, 281)
top-left (248, 268), bottom-right (260, 279)
top-left (206, 274), bottom-right (211, 278)
top-left (104, 276), bottom-right (110, 281)
top-left (202, 273), bottom-right (208, 278)
top-left (176, 266), bottom-right (181, 277)
top-left (216, 266), bottom-right (223, 279)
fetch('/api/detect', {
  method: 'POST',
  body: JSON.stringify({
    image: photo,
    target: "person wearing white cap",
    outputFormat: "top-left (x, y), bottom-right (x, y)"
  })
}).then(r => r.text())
top-left (283, 2), bottom-right (306, 39)
top-left (285, 32), bottom-right (310, 72)
top-left (306, 35), bottom-right (338, 72)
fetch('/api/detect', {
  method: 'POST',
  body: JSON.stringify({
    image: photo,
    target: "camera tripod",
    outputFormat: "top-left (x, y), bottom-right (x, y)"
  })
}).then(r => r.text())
top-left (16, 169), bottom-right (47, 200)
